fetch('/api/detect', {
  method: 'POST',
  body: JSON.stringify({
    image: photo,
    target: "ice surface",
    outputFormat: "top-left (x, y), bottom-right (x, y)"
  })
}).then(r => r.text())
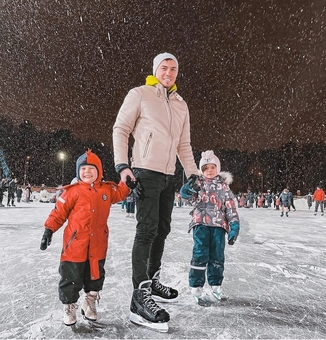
top-left (0, 197), bottom-right (326, 339)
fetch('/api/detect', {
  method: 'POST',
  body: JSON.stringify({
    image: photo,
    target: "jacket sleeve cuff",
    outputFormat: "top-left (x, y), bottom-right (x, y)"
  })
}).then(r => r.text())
top-left (115, 163), bottom-right (130, 174)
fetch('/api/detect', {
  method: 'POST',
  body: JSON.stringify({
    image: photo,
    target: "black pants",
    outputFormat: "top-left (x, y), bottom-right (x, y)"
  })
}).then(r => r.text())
top-left (132, 169), bottom-right (175, 289)
top-left (58, 259), bottom-right (105, 304)
top-left (7, 191), bottom-right (14, 205)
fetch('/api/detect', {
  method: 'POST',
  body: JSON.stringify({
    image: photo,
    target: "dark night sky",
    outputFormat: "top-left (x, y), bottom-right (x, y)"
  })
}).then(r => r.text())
top-left (1, 0), bottom-right (326, 152)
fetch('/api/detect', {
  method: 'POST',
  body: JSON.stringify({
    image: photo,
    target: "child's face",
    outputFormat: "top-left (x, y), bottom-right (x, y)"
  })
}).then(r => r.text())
top-left (79, 165), bottom-right (98, 183)
top-left (202, 163), bottom-right (217, 179)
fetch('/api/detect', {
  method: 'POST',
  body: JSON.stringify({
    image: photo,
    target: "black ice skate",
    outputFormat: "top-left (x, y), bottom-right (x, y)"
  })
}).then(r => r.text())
top-left (151, 270), bottom-right (178, 302)
top-left (130, 280), bottom-right (170, 332)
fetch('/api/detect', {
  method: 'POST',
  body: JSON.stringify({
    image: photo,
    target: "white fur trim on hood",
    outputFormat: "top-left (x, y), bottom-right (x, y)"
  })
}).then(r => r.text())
top-left (219, 171), bottom-right (233, 185)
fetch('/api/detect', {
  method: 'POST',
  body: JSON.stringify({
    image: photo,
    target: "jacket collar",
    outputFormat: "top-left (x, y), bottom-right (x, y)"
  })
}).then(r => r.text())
top-left (145, 75), bottom-right (177, 93)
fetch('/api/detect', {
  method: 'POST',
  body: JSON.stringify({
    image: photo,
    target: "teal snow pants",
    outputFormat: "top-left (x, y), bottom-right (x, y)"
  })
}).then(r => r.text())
top-left (189, 225), bottom-right (226, 288)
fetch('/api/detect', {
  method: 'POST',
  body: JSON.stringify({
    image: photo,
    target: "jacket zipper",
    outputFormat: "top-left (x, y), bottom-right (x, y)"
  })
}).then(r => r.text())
top-left (142, 132), bottom-right (153, 158)
top-left (66, 230), bottom-right (77, 249)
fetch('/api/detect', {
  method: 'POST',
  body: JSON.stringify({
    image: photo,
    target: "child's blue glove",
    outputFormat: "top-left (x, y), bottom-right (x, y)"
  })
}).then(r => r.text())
top-left (228, 221), bottom-right (239, 245)
top-left (180, 174), bottom-right (200, 199)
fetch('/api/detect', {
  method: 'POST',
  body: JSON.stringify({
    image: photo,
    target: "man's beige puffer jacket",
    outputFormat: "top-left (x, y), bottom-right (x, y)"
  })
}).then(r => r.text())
top-left (113, 82), bottom-right (198, 178)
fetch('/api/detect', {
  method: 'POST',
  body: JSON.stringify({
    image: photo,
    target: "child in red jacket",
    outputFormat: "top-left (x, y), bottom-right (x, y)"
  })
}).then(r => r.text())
top-left (40, 149), bottom-right (130, 326)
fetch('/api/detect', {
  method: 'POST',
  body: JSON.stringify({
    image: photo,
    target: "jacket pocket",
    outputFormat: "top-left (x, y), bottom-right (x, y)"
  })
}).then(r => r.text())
top-left (142, 132), bottom-right (153, 159)
top-left (66, 230), bottom-right (77, 249)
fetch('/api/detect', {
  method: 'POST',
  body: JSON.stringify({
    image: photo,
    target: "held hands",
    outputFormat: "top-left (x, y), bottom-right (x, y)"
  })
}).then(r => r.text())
top-left (120, 167), bottom-right (136, 182)
top-left (180, 174), bottom-right (200, 199)
top-left (126, 176), bottom-right (145, 200)
top-left (228, 221), bottom-right (240, 245)
top-left (40, 229), bottom-right (53, 250)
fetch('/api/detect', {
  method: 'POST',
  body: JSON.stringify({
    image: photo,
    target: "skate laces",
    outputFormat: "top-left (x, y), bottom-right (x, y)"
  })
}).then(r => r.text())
top-left (64, 303), bottom-right (78, 316)
top-left (85, 292), bottom-right (100, 312)
top-left (152, 279), bottom-right (171, 295)
top-left (143, 288), bottom-right (163, 313)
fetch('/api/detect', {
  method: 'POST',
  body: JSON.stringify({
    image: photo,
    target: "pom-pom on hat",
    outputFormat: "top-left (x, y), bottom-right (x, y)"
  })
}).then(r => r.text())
top-left (199, 150), bottom-right (221, 174)
top-left (153, 52), bottom-right (178, 76)
top-left (76, 149), bottom-right (103, 182)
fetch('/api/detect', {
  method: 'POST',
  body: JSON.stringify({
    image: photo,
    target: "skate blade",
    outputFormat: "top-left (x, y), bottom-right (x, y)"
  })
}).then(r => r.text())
top-left (195, 295), bottom-right (220, 307)
top-left (152, 295), bottom-right (179, 303)
top-left (129, 312), bottom-right (169, 333)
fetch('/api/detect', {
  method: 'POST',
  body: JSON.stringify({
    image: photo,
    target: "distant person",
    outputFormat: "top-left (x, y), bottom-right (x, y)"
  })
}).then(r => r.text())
top-left (287, 188), bottom-right (296, 212)
top-left (16, 185), bottom-right (23, 203)
top-left (0, 178), bottom-right (6, 207)
top-left (7, 178), bottom-right (17, 207)
top-left (306, 192), bottom-right (313, 210)
top-left (112, 52), bottom-right (198, 331)
top-left (40, 149), bottom-right (131, 326)
top-left (279, 188), bottom-right (291, 217)
top-left (25, 183), bottom-right (32, 203)
top-left (39, 184), bottom-right (50, 203)
top-left (312, 184), bottom-right (325, 216)
top-left (120, 199), bottom-right (127, 211)
top-left (126, 191), bottom-right (136, 218)
top-left (265, 190), bottom-right (273, 208)
top-left (180, 150), bottom-right (240, 305)
top-left (245, 189), bottom-right (254, 209)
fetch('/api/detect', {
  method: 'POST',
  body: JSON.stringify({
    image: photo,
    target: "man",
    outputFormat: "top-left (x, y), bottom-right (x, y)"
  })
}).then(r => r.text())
top-left (312, 184), bottom-right (325, 216)
top-left (113, 52), bottom-right (198, 331)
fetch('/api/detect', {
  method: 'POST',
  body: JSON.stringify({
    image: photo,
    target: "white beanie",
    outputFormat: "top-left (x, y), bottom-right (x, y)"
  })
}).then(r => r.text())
top-left (199, 150), bottom-right (221, 174)
top-left (153, 52), bottom-right (178, 76)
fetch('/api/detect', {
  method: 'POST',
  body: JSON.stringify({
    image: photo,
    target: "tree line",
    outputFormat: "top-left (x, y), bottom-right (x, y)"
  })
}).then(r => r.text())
top-left (1, 117), bottom-right (324, 195)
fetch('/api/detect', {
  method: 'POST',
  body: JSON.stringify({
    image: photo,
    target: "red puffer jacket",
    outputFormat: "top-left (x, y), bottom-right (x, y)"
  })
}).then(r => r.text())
top-left (44, 180), bottom-right (129, 280)
top-left (313, 188), bottom-right (325, 202)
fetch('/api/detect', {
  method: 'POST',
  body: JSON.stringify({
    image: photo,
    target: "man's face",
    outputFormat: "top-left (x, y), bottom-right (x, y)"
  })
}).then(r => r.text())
top-left (155, 59), bottom-right (178, 89)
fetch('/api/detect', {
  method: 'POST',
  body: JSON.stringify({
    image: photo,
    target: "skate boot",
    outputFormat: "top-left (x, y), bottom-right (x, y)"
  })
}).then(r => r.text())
top-left (191, 286), bottom-right (203, 303)
top-left (191, 286), bottom-right (218, 307)
top-left (63, 303), bottom-right (78, 326)
top-left (210, 285), bottom-right (229, 301)
top-left (130, 280), bottom-right (170, 332)
top-left (280, 212), bottom-right (284, 217)
top-left (151, 270), bottom-right (178, 302)
top-left (81, 291), bottom-right (100, 321)
top-left (286, 212), bottom-right (289, 217)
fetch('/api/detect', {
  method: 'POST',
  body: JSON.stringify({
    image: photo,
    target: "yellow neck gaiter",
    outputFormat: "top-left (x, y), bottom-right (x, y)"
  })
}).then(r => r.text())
top-left (145, 75), bottom-right (177, 93)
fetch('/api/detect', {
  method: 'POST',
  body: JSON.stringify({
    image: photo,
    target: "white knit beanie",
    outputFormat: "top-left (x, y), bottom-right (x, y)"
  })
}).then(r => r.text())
top-left (199, 150), bottom-right (221, 174)
top-left (153, 52), bottom-right (178, 76)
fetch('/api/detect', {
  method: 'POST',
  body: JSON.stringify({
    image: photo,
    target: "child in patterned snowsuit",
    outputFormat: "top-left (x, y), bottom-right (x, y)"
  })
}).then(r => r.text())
top-left (181, 150), bottom-right (240, 303)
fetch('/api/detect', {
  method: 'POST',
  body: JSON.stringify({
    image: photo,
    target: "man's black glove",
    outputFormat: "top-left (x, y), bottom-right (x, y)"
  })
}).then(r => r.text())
top-left (126, 176), bottom-right (145, 200)
top-left (40, 229), bottom-right (53, 250)
top-left (180, 174), bottom-right (200, 199)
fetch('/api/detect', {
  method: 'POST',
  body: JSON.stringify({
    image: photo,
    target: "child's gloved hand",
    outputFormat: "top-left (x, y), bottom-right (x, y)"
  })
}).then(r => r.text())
top-left (228, 221), bottom-right (240, 245)
top-left (40, 229), bottom-right (53, 250)
top-left (126, 176), bottom-right (137, 189)
top-left (180, 174), bottom-right (200, 199)
top-left (126, 176), bottom-right (145, 200)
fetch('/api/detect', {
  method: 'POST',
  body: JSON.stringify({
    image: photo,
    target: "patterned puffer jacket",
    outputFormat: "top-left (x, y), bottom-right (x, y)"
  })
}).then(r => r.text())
top-left (188, 171), bottom-right (239, 232)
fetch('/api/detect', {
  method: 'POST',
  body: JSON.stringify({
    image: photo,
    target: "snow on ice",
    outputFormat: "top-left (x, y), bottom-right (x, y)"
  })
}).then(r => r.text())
top-left (0, 194), bottom-right (326, 339)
